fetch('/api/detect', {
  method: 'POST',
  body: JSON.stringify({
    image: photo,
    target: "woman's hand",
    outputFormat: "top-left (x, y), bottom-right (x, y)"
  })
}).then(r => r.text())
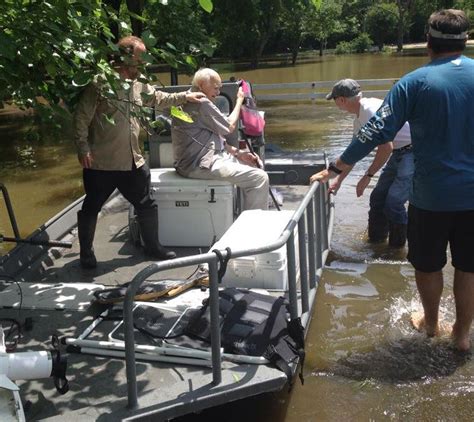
top-left (236, 87), bottom-right (245, 102)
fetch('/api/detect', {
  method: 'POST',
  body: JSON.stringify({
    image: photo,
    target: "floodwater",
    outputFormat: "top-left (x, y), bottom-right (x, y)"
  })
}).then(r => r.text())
top-left (1, 50), bottom-right (474, 420)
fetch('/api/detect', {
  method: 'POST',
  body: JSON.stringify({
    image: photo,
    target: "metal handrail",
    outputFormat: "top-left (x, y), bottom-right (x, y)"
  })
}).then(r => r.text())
top-left (123, 180), bottom-right (334, 410)
top-left (253, 78), bottom-right (400, 101)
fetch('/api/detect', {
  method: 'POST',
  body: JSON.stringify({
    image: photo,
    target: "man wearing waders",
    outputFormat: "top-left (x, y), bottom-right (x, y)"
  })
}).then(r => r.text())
top-left (311, 9), bottom-right (474, 352)
top-left (326, 79), bottom-right (413, 247)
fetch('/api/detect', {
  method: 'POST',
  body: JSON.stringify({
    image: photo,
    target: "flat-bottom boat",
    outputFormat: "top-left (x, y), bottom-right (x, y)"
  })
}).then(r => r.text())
top-left (0, 82), bottom-right (334, 421)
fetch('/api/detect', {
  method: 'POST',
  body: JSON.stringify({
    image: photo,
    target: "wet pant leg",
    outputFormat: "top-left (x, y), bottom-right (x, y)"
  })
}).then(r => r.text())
top-left (383, 151), bottom-right (414, 225)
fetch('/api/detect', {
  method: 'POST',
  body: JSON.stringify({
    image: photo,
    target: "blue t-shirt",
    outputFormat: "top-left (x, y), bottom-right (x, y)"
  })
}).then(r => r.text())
top-left (341, 55), bottom-right (474, 211)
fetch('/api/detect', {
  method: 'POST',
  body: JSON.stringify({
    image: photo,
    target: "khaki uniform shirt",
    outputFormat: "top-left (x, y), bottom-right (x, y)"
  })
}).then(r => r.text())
top-left (172, 98), bottom-right (231, 176)
top-left (73, 77), bottom-right (187, 171)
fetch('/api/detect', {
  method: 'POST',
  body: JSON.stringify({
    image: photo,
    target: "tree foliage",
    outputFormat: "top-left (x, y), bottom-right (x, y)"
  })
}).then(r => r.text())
top-left (0, 0), bottom-right (473, 133)
top-left (366, 3), bottom-right (399, 50)
top-left (305, 0), bottom-right (344, 56)
top-left (0, 0), bottom-right (213, 128)
top-left (280, 0), bottom-right (316, 64)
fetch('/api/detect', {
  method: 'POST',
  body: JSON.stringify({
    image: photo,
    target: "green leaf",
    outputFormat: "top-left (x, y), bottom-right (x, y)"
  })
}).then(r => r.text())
top-left (150, 119), bottom-right (165, 129)
top-left (103, 113), bottom-right (115, 125)
top-left (201, 43), bottom-right (216, 57)
top-left (45, 62), bottom-right (57, 78)
top-left (199, 0), bottom-right (213, 13)
top-left (159, 51), bottom-right (179, 68)
top-left (0, 34), bottom-right (17, 60)
top-left (119, 21), bottom-right (130, 30)
top-left (141, 52), bottom-right (155, 64)
top-left (311, 0), bottom-right (322, 10)
top-left (72, 71), bottom-right (92, 87)
top-left (73, 50), bottom-right (88, 60)
top-left (170, 106), bottom-right (193, 123)
top-left (127, 10), bottom-right (147, 22)
top-left (141, 30), bottom-right (157, 48)
top-left (185, 55), bottom-right (197, 67)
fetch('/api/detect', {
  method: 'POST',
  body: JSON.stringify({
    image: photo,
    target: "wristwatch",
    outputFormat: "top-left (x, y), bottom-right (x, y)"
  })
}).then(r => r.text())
top-left (328, 161), bottom-right (343, 175)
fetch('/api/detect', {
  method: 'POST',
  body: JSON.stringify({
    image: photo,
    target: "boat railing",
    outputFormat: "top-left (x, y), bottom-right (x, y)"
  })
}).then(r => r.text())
top-left (253, 78), bottom-right (399, 101)
top-left (123, 180), bottom-right (335, 410)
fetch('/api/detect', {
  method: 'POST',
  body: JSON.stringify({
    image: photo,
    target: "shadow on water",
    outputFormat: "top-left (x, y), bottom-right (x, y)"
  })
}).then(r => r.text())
top-left (328, 337), bottom-right (471, 383)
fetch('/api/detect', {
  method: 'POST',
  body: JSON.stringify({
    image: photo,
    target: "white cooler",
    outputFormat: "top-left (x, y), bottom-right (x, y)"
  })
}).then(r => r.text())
top-left (150, 168), bottom-right (235, 247)
top-left (210, 210), bottom-right (299, 290)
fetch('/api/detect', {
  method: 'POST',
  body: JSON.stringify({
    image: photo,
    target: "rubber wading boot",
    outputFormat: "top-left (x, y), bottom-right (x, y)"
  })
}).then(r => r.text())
top-left (388, 223), bottom-right (407, 248)
top-left (136, 208), bottom-right (176, 260)
top-left (77, 210), bottom-right (98, 269)
top-left (367, 212), bottom-right (389, 243)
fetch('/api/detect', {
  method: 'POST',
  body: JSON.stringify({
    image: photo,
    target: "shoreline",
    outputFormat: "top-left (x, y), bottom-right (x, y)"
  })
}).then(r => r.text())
top-left (2, 41), bottom-right (473, 122)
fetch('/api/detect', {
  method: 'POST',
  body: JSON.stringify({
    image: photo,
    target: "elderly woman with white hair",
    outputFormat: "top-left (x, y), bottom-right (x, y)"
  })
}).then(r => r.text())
top-left (171, 68), bottom-right (269, 210)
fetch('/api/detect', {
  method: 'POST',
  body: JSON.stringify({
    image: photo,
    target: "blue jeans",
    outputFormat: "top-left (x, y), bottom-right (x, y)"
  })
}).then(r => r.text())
top-left (369, 149), bottom-right (414, 225)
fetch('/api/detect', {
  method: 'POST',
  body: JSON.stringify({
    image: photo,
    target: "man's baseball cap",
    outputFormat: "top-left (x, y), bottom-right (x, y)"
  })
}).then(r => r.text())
top-left (326, 79), bottom-right (361, 100)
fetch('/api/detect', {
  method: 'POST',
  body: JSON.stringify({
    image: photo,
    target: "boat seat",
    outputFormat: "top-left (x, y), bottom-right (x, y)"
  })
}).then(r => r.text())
top-left (129, 168), bottom-right (237, 248)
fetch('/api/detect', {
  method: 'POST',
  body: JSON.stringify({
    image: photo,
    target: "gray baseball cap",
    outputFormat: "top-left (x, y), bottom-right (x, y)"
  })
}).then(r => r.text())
top-left (326, 79), bottom-right (361, 100)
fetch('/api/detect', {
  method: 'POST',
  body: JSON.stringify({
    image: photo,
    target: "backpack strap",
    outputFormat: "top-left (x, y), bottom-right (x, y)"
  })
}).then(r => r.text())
top-left (265, 340), bottom-right (300, 386)
top-left (288, 317), bottom-right (306, 385)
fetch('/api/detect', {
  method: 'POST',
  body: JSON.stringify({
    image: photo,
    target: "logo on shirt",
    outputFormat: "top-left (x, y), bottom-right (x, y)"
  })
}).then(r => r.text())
top-left (356, 104), bottom-right (392, 143)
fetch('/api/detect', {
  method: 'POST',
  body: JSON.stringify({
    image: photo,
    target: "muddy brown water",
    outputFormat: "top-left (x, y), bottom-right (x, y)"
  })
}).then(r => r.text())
top-left (1, 50), bottom-right (473, 421)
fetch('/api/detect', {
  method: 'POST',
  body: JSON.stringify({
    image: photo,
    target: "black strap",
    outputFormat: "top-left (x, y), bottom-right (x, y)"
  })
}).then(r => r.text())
top-left (211, 247), bottom-right (232, 283)
top-left (51, 335), bottom-right (69, 395)
top-left (265, 342), bottom-right (299, 389)
top-left (287, 318), bottom-right (305, 385)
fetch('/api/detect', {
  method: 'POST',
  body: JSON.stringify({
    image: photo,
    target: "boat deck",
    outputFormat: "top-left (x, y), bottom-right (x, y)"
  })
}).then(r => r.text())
top-left (1, 183), bottom-right (316, 421)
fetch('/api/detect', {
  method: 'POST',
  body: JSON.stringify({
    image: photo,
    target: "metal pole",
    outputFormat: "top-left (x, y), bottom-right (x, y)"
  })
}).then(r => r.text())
top-left (208, 258), bottom-right (222, 385)
top-left (320, 183), bottom-right (329, 252)
top-left (287, 232), bottom-right (298, 319)
top-left (306, 193), bottom-right (316, 289)
top-left (298, 217), bottom-right (309, 314)
top-left (124, 286), bottom-right (139, 410)
top-left (315, 192), bottom-right (323, 270)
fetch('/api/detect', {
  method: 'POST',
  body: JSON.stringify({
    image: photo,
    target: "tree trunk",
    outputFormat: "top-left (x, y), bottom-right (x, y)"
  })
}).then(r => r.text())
top-left (291, 48), bottom-right (298, 66)
top-left (251, 33), bottom-right (271, 69)
top-left (291, 36), bottom-right (301, 65)
top-left (397, 18), bottom-right (404, 52)
top-left (126, 0), bottom-right (145, 37)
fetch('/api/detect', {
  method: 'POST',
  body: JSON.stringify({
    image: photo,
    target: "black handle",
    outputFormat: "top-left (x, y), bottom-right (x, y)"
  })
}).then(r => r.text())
top-left (0, 235), bottom-right (72, 249)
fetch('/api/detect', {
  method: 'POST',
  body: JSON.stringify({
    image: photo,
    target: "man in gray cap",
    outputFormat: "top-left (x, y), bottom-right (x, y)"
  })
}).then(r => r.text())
top-left (311, 9), bottom-right (474, 352)
top-left (326, 78), bottom-right (414, 247)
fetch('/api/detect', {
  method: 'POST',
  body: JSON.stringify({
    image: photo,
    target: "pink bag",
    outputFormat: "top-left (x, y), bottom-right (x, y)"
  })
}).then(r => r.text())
top-left (239, 80), bottom-right (265, 137)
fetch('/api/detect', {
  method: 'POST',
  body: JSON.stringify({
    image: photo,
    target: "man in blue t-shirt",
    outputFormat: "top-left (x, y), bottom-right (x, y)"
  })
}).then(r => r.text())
top-left (311, 9), bottom-right (474, 351)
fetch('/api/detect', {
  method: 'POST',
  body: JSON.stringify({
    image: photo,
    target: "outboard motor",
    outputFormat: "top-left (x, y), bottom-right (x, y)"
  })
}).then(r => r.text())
top-left (0, 328), bottom-right (68, 421)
